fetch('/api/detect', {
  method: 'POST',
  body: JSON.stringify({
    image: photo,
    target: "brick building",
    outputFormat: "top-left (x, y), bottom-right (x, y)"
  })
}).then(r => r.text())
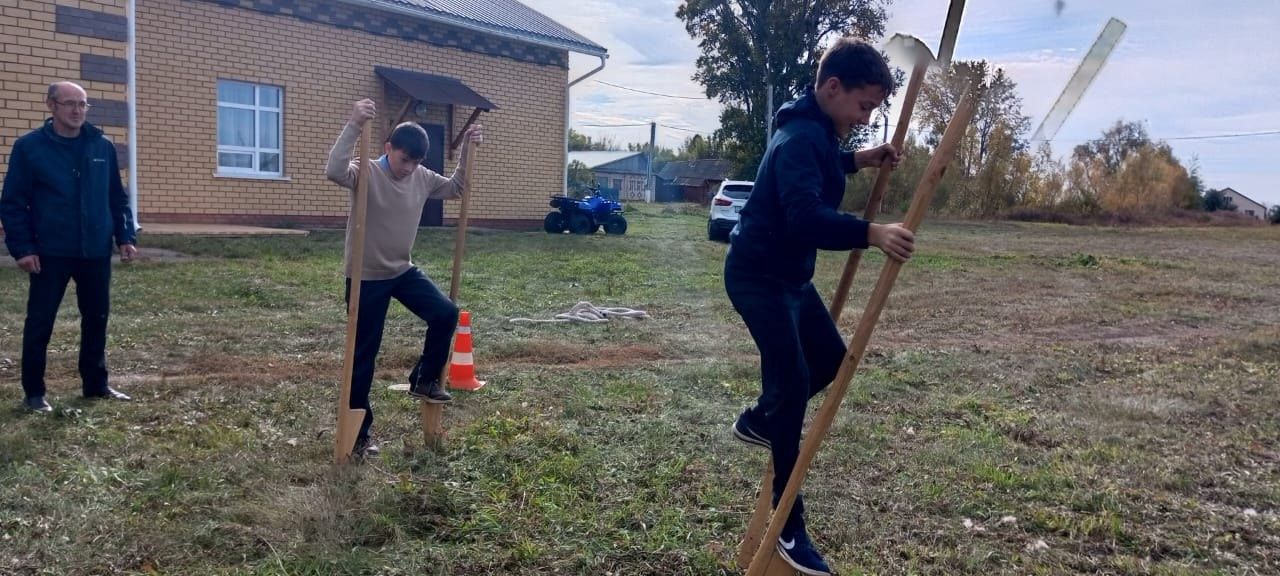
top-left (1, 0), bottom-right (607, 229)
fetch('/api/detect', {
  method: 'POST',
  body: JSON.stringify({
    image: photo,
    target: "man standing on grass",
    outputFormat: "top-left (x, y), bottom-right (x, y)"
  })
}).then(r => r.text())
top-left (1, 81), bottom-right (137, 413)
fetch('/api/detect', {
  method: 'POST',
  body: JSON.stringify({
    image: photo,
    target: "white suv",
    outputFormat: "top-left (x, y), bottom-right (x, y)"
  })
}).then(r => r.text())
top-left (707, 180), bottom-right (753, 242)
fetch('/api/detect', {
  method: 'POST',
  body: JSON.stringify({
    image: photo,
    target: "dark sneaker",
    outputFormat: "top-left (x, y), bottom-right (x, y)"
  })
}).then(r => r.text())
top-left (408, 364), bottom-right (452, 404)
top-left (777, 526), bottom-right (832, 576)
top-left (85, 387), bottom-right (131, 401)
top-left (354, 437), bottom-right (380, 459)
top-left (410, 379), bottom-right (453, 404)
top-left (732, 408), bottom-right (771, 450)
top-left (23, 396), bottom-right (52, 413)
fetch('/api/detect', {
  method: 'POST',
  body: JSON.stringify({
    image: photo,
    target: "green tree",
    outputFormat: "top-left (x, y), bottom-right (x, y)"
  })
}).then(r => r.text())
top-left (568, 129), bottom-right (620, 151)
top-left (1059, 119), bottom-right (1199, 214)
top-left (917, 60), bottom-right (1032, 215)
top-left (677, 0), bottom-right (891, 179)
top-left (919, 61), bottom-right (1031, 176)
top-left (1269, 205), bottom-right (1280, 224)
top-left (1072, 120), bottom-right (1151, 175)
top-left (567, 160), bottom-right (596, 196)
top-left (1186, 156), bottom-right (1206, 203)
top-left (1202, 189), bottom-right (1235, 212)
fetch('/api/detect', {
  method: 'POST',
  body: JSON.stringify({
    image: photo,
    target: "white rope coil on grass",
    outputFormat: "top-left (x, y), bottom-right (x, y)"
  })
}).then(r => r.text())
top-left (509, 301), bottom-right (650, 324)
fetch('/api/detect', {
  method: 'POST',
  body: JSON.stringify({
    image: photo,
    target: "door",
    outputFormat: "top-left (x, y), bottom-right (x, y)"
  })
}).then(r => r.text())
top-left (418, 123), bottom-right (446, 227)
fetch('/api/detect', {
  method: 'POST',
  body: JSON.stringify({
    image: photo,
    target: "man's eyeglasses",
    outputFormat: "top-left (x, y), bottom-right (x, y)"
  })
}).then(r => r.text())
top-left (52, 100), bottom-right (91, 110)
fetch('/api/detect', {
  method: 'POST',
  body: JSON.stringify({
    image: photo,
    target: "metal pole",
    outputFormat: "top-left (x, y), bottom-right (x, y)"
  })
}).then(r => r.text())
top-left (127, 0), bottom-right (139, 229)
top-left (765, 82), bottom-right (774, 137)
top-left (646, 122), bottom-right (656, 202)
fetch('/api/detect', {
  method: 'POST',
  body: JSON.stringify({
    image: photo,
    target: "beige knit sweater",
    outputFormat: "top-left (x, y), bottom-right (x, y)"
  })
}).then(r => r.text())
top-left (325, 121), bottom-right (470, 281)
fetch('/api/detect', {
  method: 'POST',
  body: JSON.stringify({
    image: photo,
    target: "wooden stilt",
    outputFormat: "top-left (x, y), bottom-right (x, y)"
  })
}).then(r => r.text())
top-left (737, 459), bottom-right (775, 569)
top-left (421, 125), bottom-right (480, 447)
top-left (764, 554), bottom-right (797, 576)
top-left (420, 402), bottom-right (446, 449)
top-left (334, 123), bottom-right (373, 465)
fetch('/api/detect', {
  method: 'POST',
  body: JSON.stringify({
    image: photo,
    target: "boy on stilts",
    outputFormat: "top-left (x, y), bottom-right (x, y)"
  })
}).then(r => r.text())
top-left (725, 38), bottom-right (915, 575)
top-left (326, 98), bottom-right (482, 458)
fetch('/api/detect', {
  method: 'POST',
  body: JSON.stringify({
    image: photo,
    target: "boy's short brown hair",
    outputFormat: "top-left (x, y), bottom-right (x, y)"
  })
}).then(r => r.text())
top-left (388, 122), bottom-right (429, 161)
top-left (817, 37), bottom-right (895, 96)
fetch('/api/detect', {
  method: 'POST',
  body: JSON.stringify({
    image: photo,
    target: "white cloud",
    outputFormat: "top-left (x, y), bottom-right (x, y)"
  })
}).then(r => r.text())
top-left (523, 0), bottom-right (1279, 205)
top-left (521, 0), bottom-right (722, 149)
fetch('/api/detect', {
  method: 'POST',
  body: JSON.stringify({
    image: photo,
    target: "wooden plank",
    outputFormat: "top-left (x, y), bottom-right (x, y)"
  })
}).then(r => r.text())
top-left (393, 97), bottom-right (414, 129)
top-left (450, 108), bottom-right (483, 151)
top-left (334, 122), bottom-right (372, 465)
top-left (421, 127), bottom-right (480, 447)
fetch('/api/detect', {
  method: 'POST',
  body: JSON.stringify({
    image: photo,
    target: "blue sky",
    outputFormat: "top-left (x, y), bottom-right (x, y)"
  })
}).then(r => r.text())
top-left (521, 0), bottom-right (1279, 207)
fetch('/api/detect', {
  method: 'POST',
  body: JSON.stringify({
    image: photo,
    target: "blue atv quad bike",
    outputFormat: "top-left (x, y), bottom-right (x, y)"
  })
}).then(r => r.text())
top-left (544, 188), bottom-right (628, 235)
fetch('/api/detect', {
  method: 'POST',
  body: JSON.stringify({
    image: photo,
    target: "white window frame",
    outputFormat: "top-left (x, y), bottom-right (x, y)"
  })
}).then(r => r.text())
top-left (216, 80), bottom-right (283, 177)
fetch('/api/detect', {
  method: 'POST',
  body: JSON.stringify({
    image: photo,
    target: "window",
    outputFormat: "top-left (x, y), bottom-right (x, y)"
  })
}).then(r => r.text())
top-left (721, 184), bottom-right (753, 200)
top-left (217, 80), bottom-right (282, 176)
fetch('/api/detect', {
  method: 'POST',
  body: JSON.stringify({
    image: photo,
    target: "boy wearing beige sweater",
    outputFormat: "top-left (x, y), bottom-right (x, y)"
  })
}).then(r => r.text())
top-left (326, 98), bottom-right (482, 457)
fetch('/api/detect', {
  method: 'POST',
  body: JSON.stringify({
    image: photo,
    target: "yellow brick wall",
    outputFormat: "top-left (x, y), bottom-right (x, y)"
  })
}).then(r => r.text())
top-left (0, 0), bottom-right (129, 183)
top-left (135, 0), bottom-right (566, 225)
top-left (1, 0), bottom-right (569, 227)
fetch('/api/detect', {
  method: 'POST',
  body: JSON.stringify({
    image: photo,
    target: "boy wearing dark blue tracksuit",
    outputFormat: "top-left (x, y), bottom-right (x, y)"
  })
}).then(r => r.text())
top-left (726, 38), bottom-right (916, 575)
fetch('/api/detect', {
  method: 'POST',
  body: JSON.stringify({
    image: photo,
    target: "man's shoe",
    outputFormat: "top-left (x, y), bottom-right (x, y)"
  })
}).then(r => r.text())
top-left (408, 364), bottom-right (452, 404)
top-left (777, 526), bottom-right (832, 576)
top-left (354, 437), bottom-right (380, 459)
top-left (85, 387), bottom-right (131, 401)
top-left (732, 408), bottom-right (771, 450)
top-left (23, 396), bottom-right (52, 413)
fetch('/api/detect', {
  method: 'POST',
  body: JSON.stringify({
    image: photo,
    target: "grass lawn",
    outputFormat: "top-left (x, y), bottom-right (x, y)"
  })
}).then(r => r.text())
top-left (1, 204), bottom-right (1278, 575)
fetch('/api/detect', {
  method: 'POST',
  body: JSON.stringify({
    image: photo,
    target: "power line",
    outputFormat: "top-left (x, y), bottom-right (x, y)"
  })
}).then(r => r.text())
top-left (577, 122), bottom-right (650, 128)
top-left (1031, 129), bottom-right (1280, 143)
top-left (658, 123), bottom-right (708, 135)
top-left (577, 122), bottom-right (712, 135)
top-left (591, 79), bottom-right (706, 101)
top-left (1161, 129), bottom-right (1280, 142)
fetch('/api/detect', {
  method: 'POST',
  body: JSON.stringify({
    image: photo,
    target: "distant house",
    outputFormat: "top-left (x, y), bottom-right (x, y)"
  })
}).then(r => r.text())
top-left (656, 159), bottom-right (733, 204)
top-left (568, 151), bottom-right (650, 201)
top-left (1221, 188), bottom-right (1268, 220)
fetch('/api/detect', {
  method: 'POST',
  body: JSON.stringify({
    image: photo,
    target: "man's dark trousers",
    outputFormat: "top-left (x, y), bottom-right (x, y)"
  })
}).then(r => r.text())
top-left (344, 267), bottom-right (459, 443)
top-left (725, 260), bottom-right (847, 533)
top-left (22, 256), bottom-right (112, 399)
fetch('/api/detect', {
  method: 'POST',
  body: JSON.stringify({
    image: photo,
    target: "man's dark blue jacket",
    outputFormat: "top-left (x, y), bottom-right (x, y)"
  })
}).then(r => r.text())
top-left (2, 119), bottom-right (135, 260)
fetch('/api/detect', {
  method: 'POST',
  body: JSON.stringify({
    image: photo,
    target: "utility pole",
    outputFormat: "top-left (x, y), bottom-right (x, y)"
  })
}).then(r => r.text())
top-left (765, 82), bottom-right (774, 137)
top-left (646, 122), bottom-right (656, 202)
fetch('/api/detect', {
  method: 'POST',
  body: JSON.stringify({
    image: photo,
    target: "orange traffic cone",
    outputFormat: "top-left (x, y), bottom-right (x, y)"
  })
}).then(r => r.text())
top-left (448, 311), bottom-right (486, 391)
